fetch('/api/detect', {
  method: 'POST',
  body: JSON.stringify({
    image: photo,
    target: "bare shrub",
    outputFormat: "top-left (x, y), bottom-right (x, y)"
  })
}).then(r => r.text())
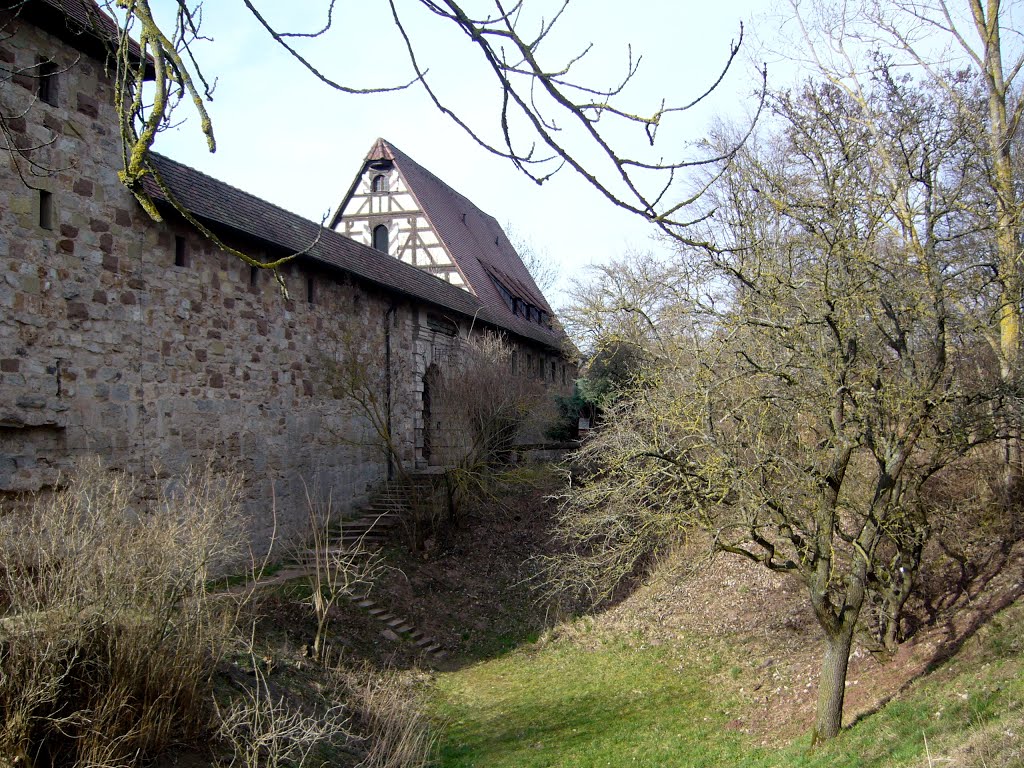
top-left (435, 332), bottom-right (555, 527)
top-left (215, 660), bottom-right (350, 768)
top-left (336, 667), bottom-right (437, 768)
top-left (0, 458), bottom-right (246, 766)
top-left (439, 332), bottom-right (553, 465)
top-left (303, 486), bottom-right (385, 660)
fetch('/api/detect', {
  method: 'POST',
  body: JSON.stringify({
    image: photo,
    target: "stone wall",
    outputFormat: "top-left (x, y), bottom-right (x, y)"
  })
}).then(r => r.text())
top-left (0, 13), bottom-right (574, 549)
top-left (0, 18), bottom-right (417, 544)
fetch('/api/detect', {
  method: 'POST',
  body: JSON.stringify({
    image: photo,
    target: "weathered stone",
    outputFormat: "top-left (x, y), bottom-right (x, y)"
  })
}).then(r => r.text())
top-left (0, 10), bottom-right (576, 552)
top-left (65, 301), bottom-right (88, 320)
top-left (76, 92), bottom-right (98, 118)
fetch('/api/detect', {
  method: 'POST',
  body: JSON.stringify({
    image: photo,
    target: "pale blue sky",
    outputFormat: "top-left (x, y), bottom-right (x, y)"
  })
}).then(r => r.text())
top-left (148, 1), bottom-right (1022, 305)
top-left (151, 0), bottom-right (776, 304)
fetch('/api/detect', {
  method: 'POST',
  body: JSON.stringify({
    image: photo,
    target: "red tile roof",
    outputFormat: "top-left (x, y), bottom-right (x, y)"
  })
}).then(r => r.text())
top-left (21, 0), bottom-right (150, 71)
top-left (145, 153), bottom-right (567, 351)
top-left (333, 138), bottom-right (557, 331)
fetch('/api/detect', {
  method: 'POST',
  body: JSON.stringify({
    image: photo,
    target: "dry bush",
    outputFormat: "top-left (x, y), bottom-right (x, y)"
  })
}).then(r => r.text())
top-left (435, 332), bottom-right (556, 529)
top-left (303, 486), bottom-right (386, 660)
top-left (336, 667), bottom-right (437, 768)
top-left (0, 458), bottom-right (246, 767)
top-left (215, 660), bottom-right (350, 768)
top-left (438, 332), bottom-right (554, 465)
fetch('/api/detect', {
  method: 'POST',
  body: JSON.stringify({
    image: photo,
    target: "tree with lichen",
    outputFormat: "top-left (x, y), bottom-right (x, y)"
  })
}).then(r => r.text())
top-left (785, 0), bottom-right (1024, 487)
top-left (55, 0), bottom-right (761, 264)
top-left (550, 76), bottom-right (1003, 743)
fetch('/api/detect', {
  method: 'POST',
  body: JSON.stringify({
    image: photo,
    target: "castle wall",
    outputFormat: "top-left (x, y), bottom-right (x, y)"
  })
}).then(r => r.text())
top-left (0, 18), bottom-right (419, 545)
top-left (0, 12), bottom-right (574, 549)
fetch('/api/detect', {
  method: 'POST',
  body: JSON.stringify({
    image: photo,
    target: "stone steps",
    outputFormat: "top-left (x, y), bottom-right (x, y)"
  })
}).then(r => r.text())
top-left (290, 473), bottom-right (448, 659)
top-left (348, 592), bottom-right (445, 660)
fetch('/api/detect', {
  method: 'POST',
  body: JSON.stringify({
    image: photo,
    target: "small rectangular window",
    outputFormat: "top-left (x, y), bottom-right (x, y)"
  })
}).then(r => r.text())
top-left (174, 235), bottom-right (188, 267)
top-left (561, 364), bottom-right (566, 385)
top-left (38, 190), bottom-right (53, 229)
top-left (250, 265), bottom-right (260, 286)
top-left (37, 58), bottom-right (58, 106)
top-left (306, 275), bottom-right (316, 304)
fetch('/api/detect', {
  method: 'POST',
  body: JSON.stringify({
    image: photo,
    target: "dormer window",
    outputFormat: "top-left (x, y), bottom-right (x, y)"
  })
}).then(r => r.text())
top-left (372, 224), bottom-right (389, 253)
top-left (372, 174), bottom-right (387, 193)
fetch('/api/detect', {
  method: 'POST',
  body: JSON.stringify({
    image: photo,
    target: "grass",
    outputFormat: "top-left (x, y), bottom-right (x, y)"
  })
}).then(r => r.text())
top-left (432, 630), bottom-right (759, 768)
top-left (428, 601), bottom-right (1024, 768)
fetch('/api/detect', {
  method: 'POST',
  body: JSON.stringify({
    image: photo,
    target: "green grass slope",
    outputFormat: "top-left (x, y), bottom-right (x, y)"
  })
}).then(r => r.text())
top-left (429, 599), bottom-right (1024, 768)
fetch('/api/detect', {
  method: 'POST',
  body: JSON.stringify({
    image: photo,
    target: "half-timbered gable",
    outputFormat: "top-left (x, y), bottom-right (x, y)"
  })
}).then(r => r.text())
top-left (332, 140), bottom-right (469, 289)
top-left (330, 139), bottom-right (560, 344)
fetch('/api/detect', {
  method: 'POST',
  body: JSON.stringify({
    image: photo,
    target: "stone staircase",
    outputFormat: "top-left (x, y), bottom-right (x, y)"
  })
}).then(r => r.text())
top-left (291, 471), bottom-right (448, 660)
top-left (352, 594), bottom-right (446, 660)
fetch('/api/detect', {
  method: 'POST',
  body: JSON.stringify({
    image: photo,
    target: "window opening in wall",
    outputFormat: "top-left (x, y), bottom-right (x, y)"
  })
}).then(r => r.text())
top-left (511, 352), bottom-right (517, 375)
top-left (37, 58), bottom-right (58, 106)
top-left (561, 364), bottom-right (566, 385)
top-left (372, 174), bottom-right (387, 193)
top-left (306, 275), bottom-right (316, 304)
top-left (551, 360), bottom-right (556, 381)
top-left (250, 265), bottom-right (260, 286)
top-left (38, 190), bottom-right (54, 230)
top-left (372, 224), bottom-right (389, 252)
top-left (174, 235), bottom-right (188, 267)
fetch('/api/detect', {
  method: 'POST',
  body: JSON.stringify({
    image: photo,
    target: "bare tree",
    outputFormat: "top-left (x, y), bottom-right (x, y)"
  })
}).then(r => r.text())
top-left (784, 0), bottom-right (1024, 483)
top-left (552, 76), bottom-right (1001, 743)
top-left (54, 0), bottom-right (763, 254)
top-left (506, 224), bottom-right (560, 295)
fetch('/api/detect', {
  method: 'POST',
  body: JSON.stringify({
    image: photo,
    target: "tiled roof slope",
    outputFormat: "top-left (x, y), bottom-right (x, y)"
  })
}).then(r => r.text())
top-left (334, 138), bottom-right (557, 329)
top-left (21, 0), bottom-right (150, 70)
top-left (144, 153), bottom-right (566, 351)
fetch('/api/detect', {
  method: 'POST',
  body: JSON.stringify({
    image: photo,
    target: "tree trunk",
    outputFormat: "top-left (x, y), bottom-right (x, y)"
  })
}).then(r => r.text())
top-left (812, 621), bottom-right (855, 744)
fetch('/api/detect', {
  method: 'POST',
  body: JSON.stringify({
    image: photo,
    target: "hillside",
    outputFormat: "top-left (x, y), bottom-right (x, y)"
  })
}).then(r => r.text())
top-left (290, 466), bottom-right (1024, 765)
top-left (355, 467), bottom-right (1024, 765)
top-left (137, 466), bottom-right (1023, 766)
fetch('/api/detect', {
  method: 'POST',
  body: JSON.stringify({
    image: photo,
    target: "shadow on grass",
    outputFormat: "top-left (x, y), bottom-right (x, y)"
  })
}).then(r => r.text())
top-left (436, 648), bottom-right (754, 768)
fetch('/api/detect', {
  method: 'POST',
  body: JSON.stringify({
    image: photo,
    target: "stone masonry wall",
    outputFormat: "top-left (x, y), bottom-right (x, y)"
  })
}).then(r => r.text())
top-left (0, 18), bottom-right (420, 546)
top-left (0, 14), bottom-right (573, 549)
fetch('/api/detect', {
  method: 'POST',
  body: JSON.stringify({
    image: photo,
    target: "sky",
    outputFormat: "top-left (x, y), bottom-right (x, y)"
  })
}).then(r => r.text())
top-left (149, 0), bottom-right (777, 306)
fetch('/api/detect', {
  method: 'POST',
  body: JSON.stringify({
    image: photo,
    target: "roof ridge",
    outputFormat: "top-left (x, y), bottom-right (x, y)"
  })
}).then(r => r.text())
top-left (379, 139), bottom-right (489, 218)
top-left (148, 151), bottom-right (313, 223)
top-left (144, 154), bottom-right (574, 348)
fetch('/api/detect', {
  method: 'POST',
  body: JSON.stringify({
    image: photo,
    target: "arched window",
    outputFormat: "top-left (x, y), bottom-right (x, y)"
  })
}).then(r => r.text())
top-left (372, 174), bottom-right (387, 193)
top-left (372, 224), bottom-right (389, 253)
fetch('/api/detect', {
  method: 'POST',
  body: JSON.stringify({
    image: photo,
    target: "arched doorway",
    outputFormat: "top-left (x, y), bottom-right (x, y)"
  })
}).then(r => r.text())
top-left (422, 364), bottom-right (442, 466)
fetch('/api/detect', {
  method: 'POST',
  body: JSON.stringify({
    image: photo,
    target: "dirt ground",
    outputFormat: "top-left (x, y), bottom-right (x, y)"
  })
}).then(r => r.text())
top-left (346, 466), bottom-right (1024, 745)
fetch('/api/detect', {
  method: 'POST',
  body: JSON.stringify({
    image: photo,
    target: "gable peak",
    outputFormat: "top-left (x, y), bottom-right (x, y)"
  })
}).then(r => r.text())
top-left (366, 138), bottom-right (396, 163)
